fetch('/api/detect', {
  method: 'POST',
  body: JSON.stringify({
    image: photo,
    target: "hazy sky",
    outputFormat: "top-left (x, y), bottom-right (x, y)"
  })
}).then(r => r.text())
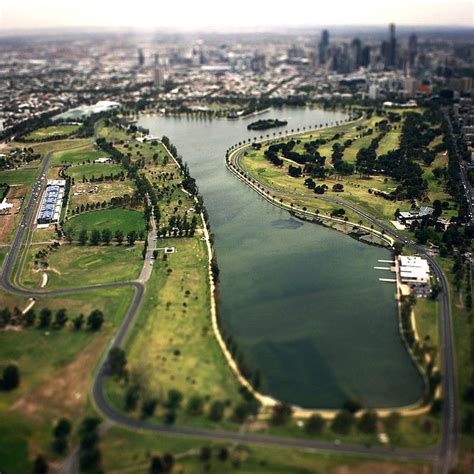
top-left (1, 0), bottom-right (473, 30)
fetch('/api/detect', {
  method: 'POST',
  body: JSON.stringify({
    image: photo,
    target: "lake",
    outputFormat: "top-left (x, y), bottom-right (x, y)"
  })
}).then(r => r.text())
top-left (138, 107), bottom-right (425, 409)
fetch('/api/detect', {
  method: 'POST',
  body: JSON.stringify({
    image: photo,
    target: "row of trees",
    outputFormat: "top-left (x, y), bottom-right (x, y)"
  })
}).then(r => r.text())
top-left (0, 307), bottom-right (105, 332)
top-left (270, 401), bottom-right (403, 436)
top-left (74, 228), bottom-right (144, 246)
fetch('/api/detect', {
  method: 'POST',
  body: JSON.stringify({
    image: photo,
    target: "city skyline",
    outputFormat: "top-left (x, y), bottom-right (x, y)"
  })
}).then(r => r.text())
top-left (1, 0), bottom-right (473, 31)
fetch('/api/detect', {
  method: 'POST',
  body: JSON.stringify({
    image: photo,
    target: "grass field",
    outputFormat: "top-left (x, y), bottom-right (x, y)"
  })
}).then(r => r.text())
top-left (68, 179), bottom-right (136, 209)
top-left (0, 286), bottom-right (134, 472)
top-left (377, 128), bottom-right (401, 155)
top-left (22, 124), bottom-right (79, 141)
top-left (240, 151), bottom-right (404, 224)
top-left (64, 208), bottom-right (146, 235)
top-left (65, 163), bottom-right (124, 181)
top-left (21, 243), bottom-right (144, 289)
top-left (105, 236), bottom-right (242, 428)
top-left (414, 298), bottom-right (440, 367)
top-left (0, 166), bottom-right (38, 186)
top-left (51, 144), bottom-right (109, 166)
top-left (100, 425), bottom-right (431, 474)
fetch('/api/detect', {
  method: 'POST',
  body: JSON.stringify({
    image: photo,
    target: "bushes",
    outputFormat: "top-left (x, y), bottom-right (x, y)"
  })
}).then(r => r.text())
top-left (78, 417), bottom-right (101, 473)
top-left (331, 410), bottom-right (354, 435)
top-left (0, 364), bottom-right (20, 390)
top-left (305, 414), bottom-right (325, 435)
top-left (270, 402), bottom-right (293, 426)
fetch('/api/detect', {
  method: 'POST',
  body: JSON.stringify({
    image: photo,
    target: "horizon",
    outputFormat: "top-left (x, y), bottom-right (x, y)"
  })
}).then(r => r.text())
top-left (1, 0), bottom-right (473, 31)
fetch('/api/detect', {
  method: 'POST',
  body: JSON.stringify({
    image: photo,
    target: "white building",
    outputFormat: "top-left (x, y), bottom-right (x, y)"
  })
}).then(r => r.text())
top-left (0, 198), bottom-right (13, 212)
top-left (399, 256), bottom-right (430, 286)
top-left (368, 84), bottom-right (380, 100)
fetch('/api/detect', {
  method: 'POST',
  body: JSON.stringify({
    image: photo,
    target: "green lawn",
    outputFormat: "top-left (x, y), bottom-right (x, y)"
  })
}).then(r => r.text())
top-left (65, 163), bottom-right (124, 181)
top-left (22, 124), bottom-right (79, 141)
top-left (100, 425), bottom-right (431, 474)
top-left (0, 286), bottom-right (134, 472)
top-left (377, 129), bottom-right (401, 155)
top-left (51, 145), bottom-right (109, 166)
top-left (105, 236), bottom-right (242, 428)
top-left (64, 208), bottom-right (146, 236)
top-left (0, 167), bottom-right (38, 186)
top-left (21, 243), bottom-right (144, 289)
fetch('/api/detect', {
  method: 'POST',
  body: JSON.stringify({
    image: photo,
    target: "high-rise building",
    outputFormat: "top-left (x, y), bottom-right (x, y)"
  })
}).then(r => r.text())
top-left (385, 23), bottom-right (397, 68)
top-left (153, 53), bottom-right (165, 88)
top-left (318, 29), bottom-right (330, 65)
top-left (138, 48), bottom-right (144, 67)
top-left (408, 33), bottom-right (418, 68)
top-left (351, 38), bottom-right (362, 69)
top-left (251, 53), bottom-right (266, 73)
top-left (361, 45), bottom-right (371, 68)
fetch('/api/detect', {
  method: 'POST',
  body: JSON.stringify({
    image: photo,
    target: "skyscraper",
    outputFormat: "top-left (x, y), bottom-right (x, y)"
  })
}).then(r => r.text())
top-left (385, 23), bottom-right (397, 68)
top-left (138, 48), bottom-right (144, 67)
top-left (318, 29), bottom-right (330, 66)
top-left (351, 38), bottom-right (362, 70)
top-left (408, 33), bottom-right (418, 68)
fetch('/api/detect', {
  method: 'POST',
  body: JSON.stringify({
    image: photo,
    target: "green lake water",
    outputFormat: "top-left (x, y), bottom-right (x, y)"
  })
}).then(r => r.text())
top-left (138, 108), bottom-right (425, 409)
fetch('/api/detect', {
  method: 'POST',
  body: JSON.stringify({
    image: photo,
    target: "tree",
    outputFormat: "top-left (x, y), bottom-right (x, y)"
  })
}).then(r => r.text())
top-left (305, 414), bottom-right (325, 435)
top-left (125, 384), bottom-right (140, 411)
top-left (149, 456), bottom-right (164, 473)
top-left (90, 229), bottom-right (101, 245)
top-left (87, 309), bottom-right (104, 331)
top-left (127, 230), bottom-right (137, 246)
top-left (32, 455), bottom-right (48, 474)
top-left (108, 347), bottom-right (127, 379)
top-left (53, 308), bottom-right (68, 329)
top-left (331, 410), bottom-right (354, 435)
top-left (357, 411), bottom-right (378, 433)
top-left (0, 307), bottom-right (11, 327)
top-left (199, 446), bottom-right (212, 462)
top-left (78, 229), bottom-right (88, 246)
top-left (393, 241), bottom-right (404, 255)
top-left (53, 418), bottom-right (72, 439)
top-left (141, 398), bottom-right (158, 418)
top-left (186, 395), bottom-right (204, 415)
top-left (101, 228), bottom-right (112, 245)
top-left (115, 229), bottom-right (124, 245)
top-left (64, 228), bottom-right (74, 243)
top-left (23, 308), bottom-right (36, 327)
top-left (218, 447), bottom-right (229, 461)
top-left (1, 364), bottom-right (19, 390)
top-left (38, 308), bottom-right (52, 328)
top-left (208, 400), bottom-right (225, 421)
top-left (271, 402), bottom-right (293, 426)
top-left (166, 389), bottom-right (183, 409)
top-left (162, 453), bottom-right (174, 472)
top-left (164, 410), bottom-right (176, 425)
top-left (342, 399), bottom-right (362, 414)
top-left (73, 314), bottom-right (84, 330)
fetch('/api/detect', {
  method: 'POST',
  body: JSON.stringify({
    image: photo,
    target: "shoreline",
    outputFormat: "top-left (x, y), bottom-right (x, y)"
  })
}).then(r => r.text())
top-left (138, 112), bottom-right (430, 419)
top-left (222, 124), bottom-right (431, 419)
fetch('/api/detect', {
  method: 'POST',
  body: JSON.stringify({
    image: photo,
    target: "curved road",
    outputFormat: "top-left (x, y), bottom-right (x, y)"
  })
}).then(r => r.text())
top-left (0, 133), bottom-right (455, 473)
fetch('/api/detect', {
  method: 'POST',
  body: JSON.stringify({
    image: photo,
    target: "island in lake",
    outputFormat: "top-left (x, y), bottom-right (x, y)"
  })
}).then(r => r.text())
top-left (247, 118), bottom-right (288, 131)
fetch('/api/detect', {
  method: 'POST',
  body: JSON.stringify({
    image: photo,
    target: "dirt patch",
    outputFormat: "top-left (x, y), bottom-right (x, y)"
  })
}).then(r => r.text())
top-left (455, 450), bottom-right (474, 474)
top-left (333, 462), bottom-right (430, 474)
top-left (9, 333), bottom-right (108, 420)
top-left (0, 186), bottom-right (26, 243)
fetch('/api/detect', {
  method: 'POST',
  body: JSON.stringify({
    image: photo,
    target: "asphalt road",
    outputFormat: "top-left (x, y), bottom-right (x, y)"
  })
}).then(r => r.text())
top-left (0, 136), bottom-right (456, 473)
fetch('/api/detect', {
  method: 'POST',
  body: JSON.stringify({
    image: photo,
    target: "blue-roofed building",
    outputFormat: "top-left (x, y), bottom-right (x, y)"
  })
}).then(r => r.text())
top-left (37, 179), bottom-right (66, 225)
